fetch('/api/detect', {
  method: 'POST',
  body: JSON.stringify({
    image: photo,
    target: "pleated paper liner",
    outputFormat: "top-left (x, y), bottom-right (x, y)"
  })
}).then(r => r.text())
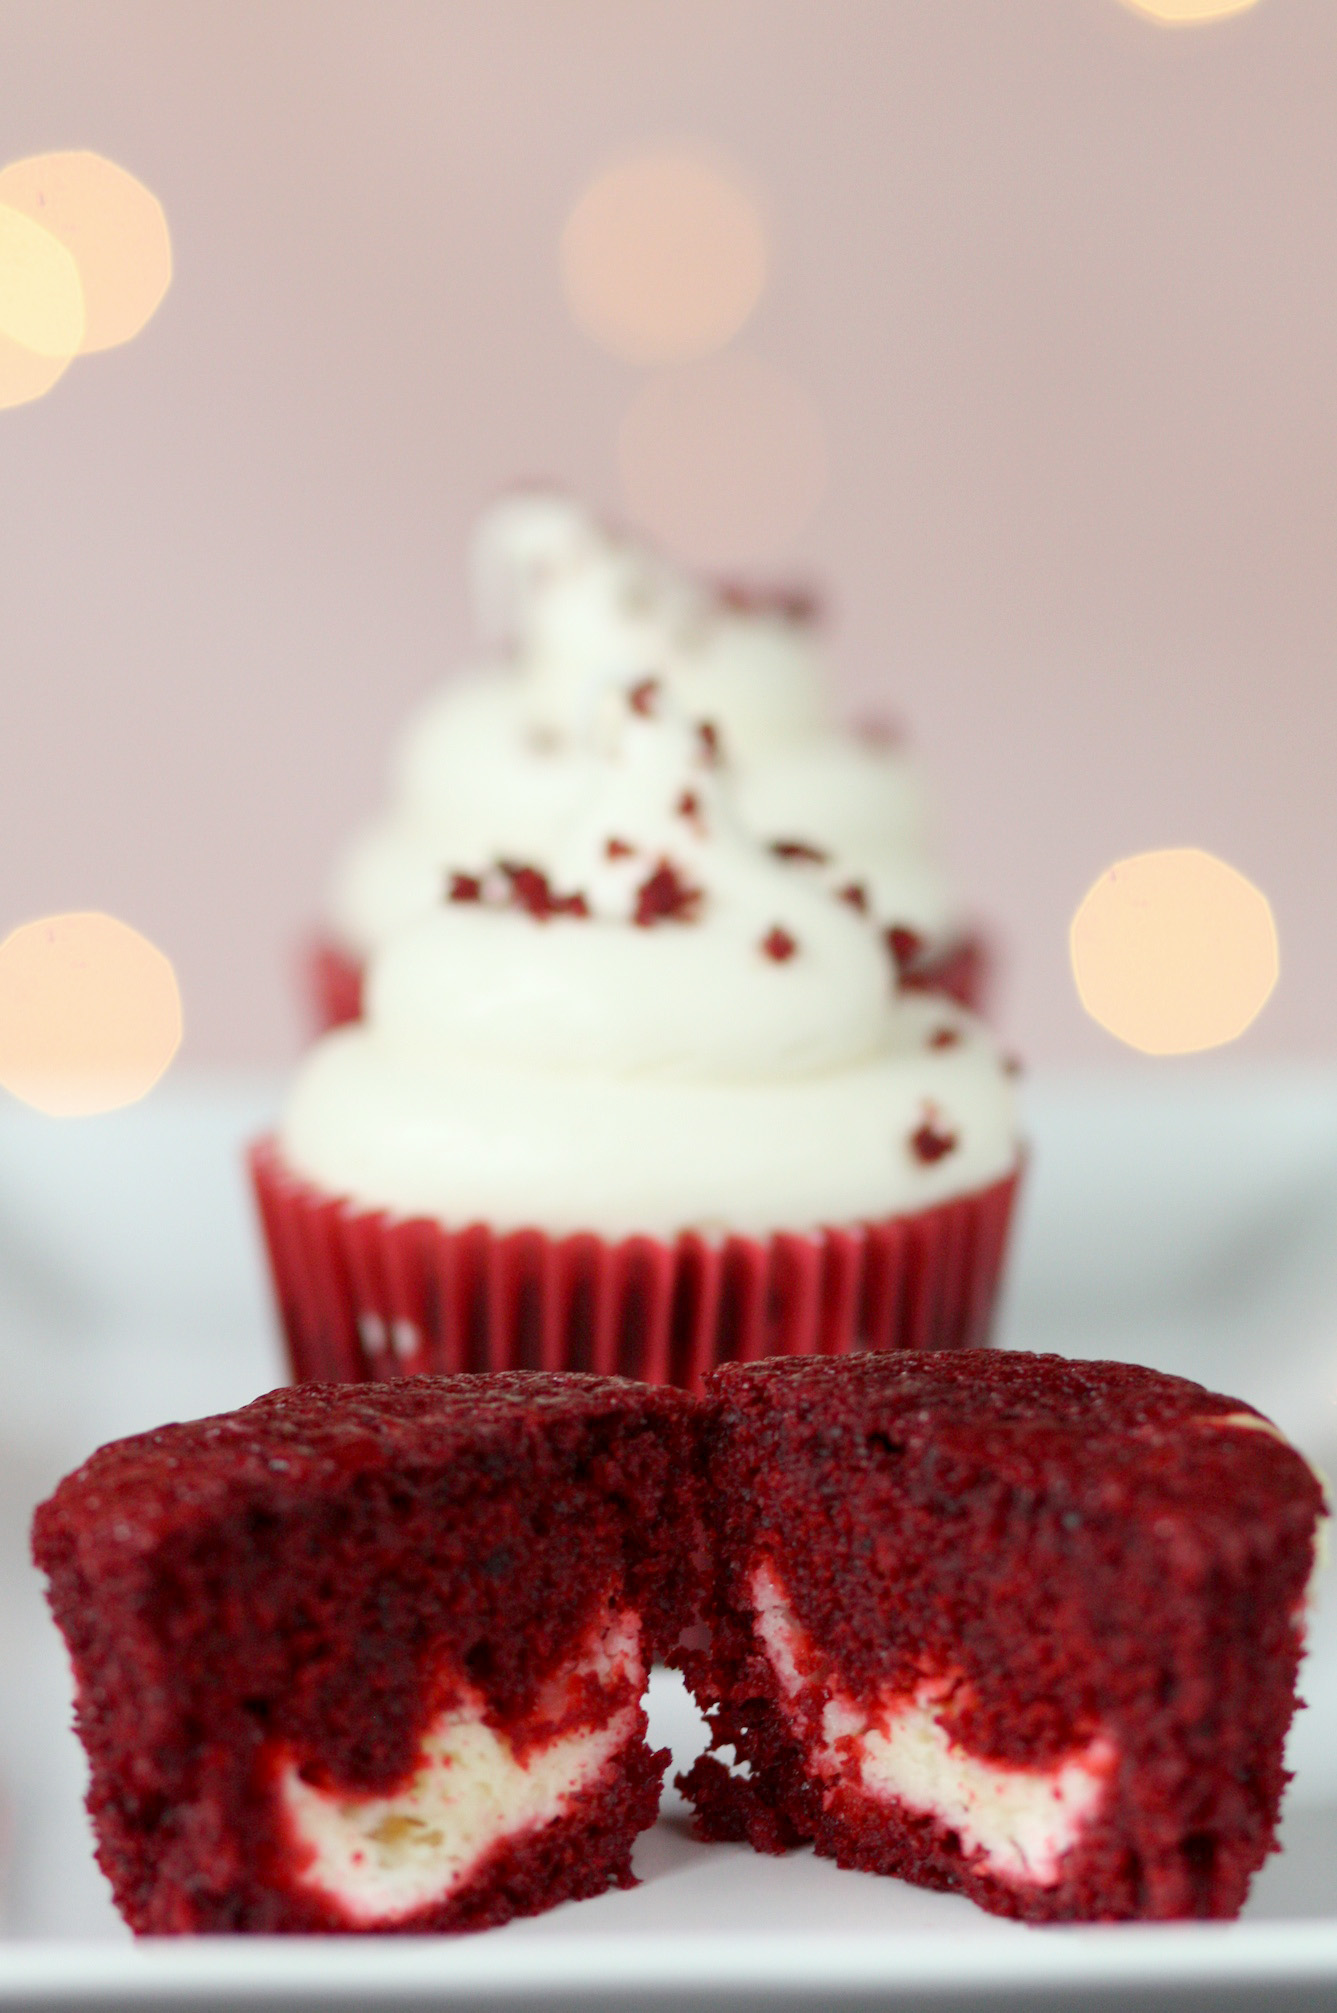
top-left (305, 938), bottom-right (364, 1036)
top-left (303, 929), bottom-right (993, 1038)
top-left (250, 1140), bottom-right (1020, 1393)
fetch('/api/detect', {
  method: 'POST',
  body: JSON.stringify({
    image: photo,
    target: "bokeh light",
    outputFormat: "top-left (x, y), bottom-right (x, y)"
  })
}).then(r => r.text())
top-left (618, 350), bottom-right (827, 566)
top-left (0, 328), bottom-right (73, 410)
top-left (0, 152), bottom-right (171, 353)
top-left (1118, 0), bottom-right (1261, 22)
top-left (0, 200), bottom-right (85, 357)
top-left (0, 912), bottom-right (183, 1117)
top-left (561, 147), bottom-right (767, 365)
top-left (1070, 848), bottom-right (1278, 1056)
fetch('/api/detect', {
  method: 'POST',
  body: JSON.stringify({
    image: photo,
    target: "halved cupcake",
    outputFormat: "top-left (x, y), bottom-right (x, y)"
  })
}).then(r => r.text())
top-left (263, 682), bottom-right (1019, 1390)
top-left (33, 1372), bottom-right (698, 1934)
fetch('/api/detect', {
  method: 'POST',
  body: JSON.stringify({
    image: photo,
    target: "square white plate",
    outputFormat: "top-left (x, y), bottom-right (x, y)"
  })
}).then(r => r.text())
top-left (1, 1066), bottom-right (1336, 2009)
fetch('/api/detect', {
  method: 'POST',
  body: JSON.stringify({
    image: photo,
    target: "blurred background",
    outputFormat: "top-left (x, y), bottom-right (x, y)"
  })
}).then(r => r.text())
top-left (1, 0), bottom-right (1334, 1067)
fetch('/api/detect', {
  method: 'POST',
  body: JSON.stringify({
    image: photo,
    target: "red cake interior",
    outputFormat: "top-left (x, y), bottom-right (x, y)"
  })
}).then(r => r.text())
top-left (33, 1372), bottom-right (699, 1935)
top-left (676, 1350), bottom-right (1324, 1922)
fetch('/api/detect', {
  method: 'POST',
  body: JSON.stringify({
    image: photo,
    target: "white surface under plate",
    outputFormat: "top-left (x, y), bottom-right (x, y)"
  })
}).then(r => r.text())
top-left (1, 1065), bottom-right (1336, 2009)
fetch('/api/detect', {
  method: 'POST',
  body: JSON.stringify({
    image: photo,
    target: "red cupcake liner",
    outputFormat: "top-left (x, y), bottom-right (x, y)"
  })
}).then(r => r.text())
top-left (304, 928), bottom-right (993, 1038)
top-left (248, 1140), bottom-right (1020, 1392)
top-left (305, 939), bottom-right (365, 1035)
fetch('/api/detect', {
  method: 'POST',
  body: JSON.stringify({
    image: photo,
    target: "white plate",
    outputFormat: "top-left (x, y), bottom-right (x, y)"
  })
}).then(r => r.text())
top-left (1, 1066), bottom-right (1336, 2008)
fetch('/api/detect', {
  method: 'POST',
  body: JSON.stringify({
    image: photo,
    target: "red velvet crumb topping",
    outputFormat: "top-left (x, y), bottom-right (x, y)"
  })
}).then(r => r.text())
top-left (450, 862), bottom-right (589, 921)
top-left (909, 1106), bottom-right (959, 1163)
top-left (697, 721), bottom-right (721, 767)
top-left (888, 926), bottom-right (925, 974)
top-left (770, 839), bottom-right (828, 865)
top-left (501, 862), bottom-right (589, 921)
top-left (839, 881), bottom-right (869, 914)
top-left (928, 1027), bottom-right (961, 1049)
top-left (629, 677), bottom-right (660, 717)
top-left (634, 860), bottom-right (703, 927)
top-left (605, 837), bottom-right (634, 860)
top-left (761, 926), bottom-right (798, 962)
top-left (676, 790), bottom-right (704, 828)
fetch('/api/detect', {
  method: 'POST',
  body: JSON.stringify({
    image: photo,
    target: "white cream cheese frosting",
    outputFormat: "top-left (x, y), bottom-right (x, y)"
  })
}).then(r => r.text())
top-left (750, 1562), bottom-right (1114, 1889)
top-left (325, 493), bottom-right (960, 962)
top-left (285, 685), bottom-right (1017, 1238)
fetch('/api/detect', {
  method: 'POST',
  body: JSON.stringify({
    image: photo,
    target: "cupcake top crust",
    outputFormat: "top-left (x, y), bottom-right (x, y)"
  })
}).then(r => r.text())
top-left (282, 683), bottom-right (1017, 1239)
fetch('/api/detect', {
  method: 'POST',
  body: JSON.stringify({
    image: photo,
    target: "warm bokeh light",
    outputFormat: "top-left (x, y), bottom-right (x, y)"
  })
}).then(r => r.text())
top-left (619, 350), bottom-right (827, 566)
top-left (1118, 0), bottom-right (1261, 22)
top-left (561, 147), bottom-right (767, 365)
top-left (1070, 848), bottom-right (1278, 1056)
top-left (0, 328), bottom-right (73, 409)
top-left (0, 152), bottom-right (171, 353)
top-left (0, 912), bottom-right (183, 1117)
top-left (0, 200), bottom-right (85, 357)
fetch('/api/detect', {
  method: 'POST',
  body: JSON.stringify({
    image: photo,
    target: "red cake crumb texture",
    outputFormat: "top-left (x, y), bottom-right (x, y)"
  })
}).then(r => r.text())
top-left (674, 1351), bottom-right (1325, 1923)
top-left (32, 1374), bottom-right (699, 1936)
top-left (632, 860), bottom-right (702, 927)
top-left (910, 1105), bottom-right (959, 1163)
top-left (447, 862), bottom-right (589, 921)
top-left (760, 926), bottom-right (799, 963)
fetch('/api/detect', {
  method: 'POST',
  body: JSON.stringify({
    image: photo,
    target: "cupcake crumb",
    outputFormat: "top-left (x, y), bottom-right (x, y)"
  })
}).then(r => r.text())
top-left (909, 1105), bottom-right (958, 1163)
top-left (629, 677), bottom-right (660, 717)
top-left (634, 860), bottom-right (702, 927)
top-left (500, 863), bottom-right (589, 922)
top-left (450, 862), bottom-right (590, 921)
top-left (761, 926), bottom-right (799, 963)
top-left (928, 1027), bottom-right (961, 1050)
top-left (838, 881), bottom-right (869, 914)
top-left (770, 839), bottom-right (828, 865)
top-left (888, 926), bottom-right (924, 974)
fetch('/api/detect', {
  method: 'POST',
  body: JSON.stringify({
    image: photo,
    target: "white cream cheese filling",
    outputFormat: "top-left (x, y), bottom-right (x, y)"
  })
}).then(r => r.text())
top-left (750, 1563), bottom-right (1114, 1888)
top-left (279, 1607), bottom-right (642, 1926)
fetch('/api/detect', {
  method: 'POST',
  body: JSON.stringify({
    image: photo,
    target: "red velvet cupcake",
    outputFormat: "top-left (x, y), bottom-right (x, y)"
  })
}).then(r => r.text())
top-left (32, 1373), bottom-right (698, 1935)
top-left (258, 685), bottom-right (1020, 1391)
top-left (676, 1350), bottom-right (1325, 1922)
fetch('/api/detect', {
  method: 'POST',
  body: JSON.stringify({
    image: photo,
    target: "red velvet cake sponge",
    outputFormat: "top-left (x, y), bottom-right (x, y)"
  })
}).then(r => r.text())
top-left (32, 1373), bottom-right (699, 1934)
top-left (676, 1350), bottom-right (1325, 1922)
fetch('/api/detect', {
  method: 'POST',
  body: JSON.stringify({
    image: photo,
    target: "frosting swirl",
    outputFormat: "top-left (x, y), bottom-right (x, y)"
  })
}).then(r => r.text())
top-left (286, 687), bottom-right (1016, 1238)
top-left (327, 495), bottom-right (958, 963)
top-left (369, 684), bottom-right (892, 1081)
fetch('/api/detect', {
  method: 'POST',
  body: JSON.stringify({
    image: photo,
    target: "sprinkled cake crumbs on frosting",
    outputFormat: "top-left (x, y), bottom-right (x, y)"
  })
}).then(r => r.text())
top-left (282, 685), bottom-right (1017, 1238)
top-left (324, 492), bottom-right (964, 966)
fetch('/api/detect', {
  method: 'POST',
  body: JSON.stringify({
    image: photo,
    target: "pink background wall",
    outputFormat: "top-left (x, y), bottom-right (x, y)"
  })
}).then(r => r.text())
top-left (2, 0), bottom-right (1334, 1066)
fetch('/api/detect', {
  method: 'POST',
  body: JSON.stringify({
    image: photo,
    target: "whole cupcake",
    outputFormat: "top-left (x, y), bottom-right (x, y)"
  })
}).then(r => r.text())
top-left (311, 492), bottom-right (986, 1031)
top-left (258, 682), bottom-right (1020, 1390)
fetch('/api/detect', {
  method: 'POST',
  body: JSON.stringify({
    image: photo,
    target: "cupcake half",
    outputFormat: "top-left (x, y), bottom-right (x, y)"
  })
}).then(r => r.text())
top-left (261, 683), bottom-right (1019, 1390)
